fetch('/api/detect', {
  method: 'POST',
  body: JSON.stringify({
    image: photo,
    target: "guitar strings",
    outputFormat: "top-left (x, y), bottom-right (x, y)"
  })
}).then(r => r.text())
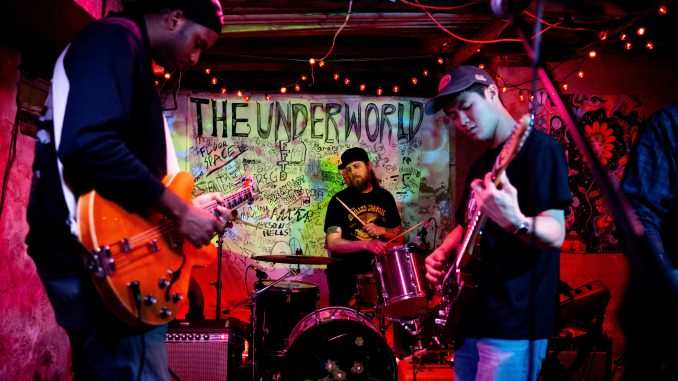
top-left (106, 189), bottom-right (253, 270)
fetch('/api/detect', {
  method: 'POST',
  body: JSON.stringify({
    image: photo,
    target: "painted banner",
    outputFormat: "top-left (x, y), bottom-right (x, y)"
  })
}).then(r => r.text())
top-left (164, 93), bottom-right (451, 317)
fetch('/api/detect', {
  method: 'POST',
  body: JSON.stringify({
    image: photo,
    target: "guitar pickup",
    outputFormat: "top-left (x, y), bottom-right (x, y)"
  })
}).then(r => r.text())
top-left (86, 246), bottom-right (115, 277)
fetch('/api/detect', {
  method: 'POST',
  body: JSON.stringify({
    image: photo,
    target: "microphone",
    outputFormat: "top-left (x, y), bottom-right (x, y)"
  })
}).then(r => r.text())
top-left (490, 0), bottom-right (530, 18)
top-left (251, 265), bottom-right (268, 280)
top-left (415, 217), bottom-right (433, 247)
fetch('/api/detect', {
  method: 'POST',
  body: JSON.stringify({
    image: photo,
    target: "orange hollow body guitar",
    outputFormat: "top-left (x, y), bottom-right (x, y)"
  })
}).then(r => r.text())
top-left (77, 171), bottom-right (256, 326)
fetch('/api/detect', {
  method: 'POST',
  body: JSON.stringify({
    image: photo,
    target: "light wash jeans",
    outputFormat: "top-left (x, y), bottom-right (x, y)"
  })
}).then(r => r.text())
top-left (454, 336), bottom-right (548, 381)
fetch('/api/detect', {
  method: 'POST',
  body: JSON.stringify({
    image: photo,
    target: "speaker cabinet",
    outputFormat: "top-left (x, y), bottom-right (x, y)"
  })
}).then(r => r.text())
top-left (559, 280), bottom-right (611, 327)
top-left (539, 335), bottom-right (612, 381)
top-left (166, 319), bottom-right (246, 381)
top-left (397, 362), bottom-right (454, 381)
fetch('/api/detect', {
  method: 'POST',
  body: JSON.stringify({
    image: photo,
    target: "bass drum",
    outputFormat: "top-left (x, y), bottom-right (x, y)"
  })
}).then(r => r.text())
top-left (284, 307), bottom-right (397, 380)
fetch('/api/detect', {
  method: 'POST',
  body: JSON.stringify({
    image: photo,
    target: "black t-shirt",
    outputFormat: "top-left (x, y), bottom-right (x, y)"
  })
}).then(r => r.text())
top-left (455, 129), bottom-right (572, 340)
top-left (324, 186), bottom-right (402, 271)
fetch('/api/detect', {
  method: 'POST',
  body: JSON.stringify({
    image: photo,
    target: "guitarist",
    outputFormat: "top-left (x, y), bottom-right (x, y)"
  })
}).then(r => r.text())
top-left (424, 66), bottom-right (572, 381)
top-left (25, 1), bottom-right (228, 380)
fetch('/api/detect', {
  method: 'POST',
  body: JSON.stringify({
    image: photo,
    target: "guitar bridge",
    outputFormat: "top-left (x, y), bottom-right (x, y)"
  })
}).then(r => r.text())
top-left (148, 240), bottom-right (160, 253)
top-left (434, 304), bottom-right (450, 327)
top-left (119, 238), bottom-right (131, 253)
top-left (86, 246), bottom-right (115, 277)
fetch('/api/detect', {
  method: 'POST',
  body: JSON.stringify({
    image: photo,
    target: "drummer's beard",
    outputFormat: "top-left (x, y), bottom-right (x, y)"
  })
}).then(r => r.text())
top-left (351, 171), bottom-right (371, 192)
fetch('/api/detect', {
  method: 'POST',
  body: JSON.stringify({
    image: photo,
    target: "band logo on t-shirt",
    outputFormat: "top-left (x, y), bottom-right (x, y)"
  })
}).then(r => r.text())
top-left (347, 204), bottom-right (387, 240)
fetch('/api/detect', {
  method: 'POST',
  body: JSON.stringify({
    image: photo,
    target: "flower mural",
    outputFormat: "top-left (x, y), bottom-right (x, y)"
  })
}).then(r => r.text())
top-left (535, 94), bottom-right (643, 253)
top-left (584, 121), bottom-right (616, 166)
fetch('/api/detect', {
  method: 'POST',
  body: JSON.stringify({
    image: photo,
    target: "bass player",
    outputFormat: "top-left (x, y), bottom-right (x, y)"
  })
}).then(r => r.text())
top-left (25, 1), bottom-right (228, 380)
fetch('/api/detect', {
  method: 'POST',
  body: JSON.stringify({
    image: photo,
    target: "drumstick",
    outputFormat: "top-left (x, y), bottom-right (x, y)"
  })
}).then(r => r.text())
top-left (385, 220), bottom-right (426, 245)
top-left (335, 197), bottom-right (367, 226)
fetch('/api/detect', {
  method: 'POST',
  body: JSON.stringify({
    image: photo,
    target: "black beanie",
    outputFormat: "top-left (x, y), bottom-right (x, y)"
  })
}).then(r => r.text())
top-left (170, 0), bottom-right (223, 34)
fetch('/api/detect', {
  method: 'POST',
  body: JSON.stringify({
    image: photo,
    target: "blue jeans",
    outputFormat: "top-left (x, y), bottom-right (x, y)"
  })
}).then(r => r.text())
top-left (454, 336), bottom-right (548, 381)
top-left (38, 268), bottom-right (169, 381)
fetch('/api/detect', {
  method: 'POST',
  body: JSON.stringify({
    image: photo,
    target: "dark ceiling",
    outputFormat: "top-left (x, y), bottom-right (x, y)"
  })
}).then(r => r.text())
top-left (3, 0), bottom-right (676, 98)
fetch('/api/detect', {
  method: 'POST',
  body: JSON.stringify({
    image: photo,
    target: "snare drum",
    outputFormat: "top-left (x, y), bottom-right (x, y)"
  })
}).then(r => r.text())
top-left (284, 307), bottom-right (397, 380)
top-left (254, 280), bottom-right (319, 357)
top-left (374, 244), bottom-right (436, 318)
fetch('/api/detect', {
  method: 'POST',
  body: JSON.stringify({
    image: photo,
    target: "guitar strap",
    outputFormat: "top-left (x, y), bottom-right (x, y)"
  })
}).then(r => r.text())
top-left (163, 113), bottom-right (180, 175)
top-left (51, 45), bottom-right (79, 236)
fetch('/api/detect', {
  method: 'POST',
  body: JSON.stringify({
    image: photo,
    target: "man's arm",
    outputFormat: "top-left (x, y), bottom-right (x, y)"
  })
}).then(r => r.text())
top-left (425, 224), bottom-right (463, 283)
top-left (473, 172), bottom-right (566, 250)
top-left (362, 223), bottom-right (404, 243)
top-left (326, 226), bottom-right (387, 255)
top-left (154, 189), bottom-right (224, 248)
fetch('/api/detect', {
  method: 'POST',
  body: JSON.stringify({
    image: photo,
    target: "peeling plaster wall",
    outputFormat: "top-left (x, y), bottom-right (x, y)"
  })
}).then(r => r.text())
top-left (1, 2), bottom-right (123, 380)
top-left (0, 47), bottom-right (70, 381)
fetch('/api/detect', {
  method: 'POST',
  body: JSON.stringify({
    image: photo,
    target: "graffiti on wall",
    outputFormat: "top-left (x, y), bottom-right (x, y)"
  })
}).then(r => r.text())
top-left (166, 93), bottom-right (452, 272)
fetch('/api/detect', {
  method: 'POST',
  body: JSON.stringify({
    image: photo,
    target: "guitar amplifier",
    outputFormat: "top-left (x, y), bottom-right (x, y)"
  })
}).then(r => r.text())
top-left (539, 334), bottom-right (612, 381)
top-left (559, 280), bottom-right (610, 326)
top-left (166, 319), bottom-right (246, 381)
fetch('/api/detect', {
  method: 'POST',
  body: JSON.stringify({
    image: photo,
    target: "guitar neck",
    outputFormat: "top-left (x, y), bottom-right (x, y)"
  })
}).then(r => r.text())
top-left (200, 187), bottom-right (254, 214)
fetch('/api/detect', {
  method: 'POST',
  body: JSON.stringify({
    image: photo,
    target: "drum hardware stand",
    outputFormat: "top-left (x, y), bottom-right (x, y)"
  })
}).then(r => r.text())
top-left (223, 267), bottom-right (310, 381)
top-left (293, 247), bottom-right (303, 275)
top-left (210, 221), bottom-right (233, 320)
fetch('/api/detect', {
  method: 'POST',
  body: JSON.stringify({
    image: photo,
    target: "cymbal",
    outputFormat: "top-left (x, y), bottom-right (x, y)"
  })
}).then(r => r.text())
top-left (252, 255), bottom-right (338, 265)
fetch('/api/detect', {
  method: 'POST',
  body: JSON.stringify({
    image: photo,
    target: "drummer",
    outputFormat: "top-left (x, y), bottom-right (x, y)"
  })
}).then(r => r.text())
top-left (324, 147), bottom-right (405, 307)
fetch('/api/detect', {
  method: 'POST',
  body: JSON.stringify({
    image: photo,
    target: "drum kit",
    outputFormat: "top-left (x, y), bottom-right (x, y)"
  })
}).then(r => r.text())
top-left (221, 239), bottom-right (448, 381)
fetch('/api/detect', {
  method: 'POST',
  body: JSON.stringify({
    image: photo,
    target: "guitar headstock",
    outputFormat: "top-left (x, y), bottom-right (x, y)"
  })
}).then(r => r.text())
top-left (241, 176), bottom-right (257, 205)
top-left (494, 114), bottom-right (532, 173)
top-left (239, 175), bottom-right (255, 190)
top-left (221, 176), bottom-right (258, 210)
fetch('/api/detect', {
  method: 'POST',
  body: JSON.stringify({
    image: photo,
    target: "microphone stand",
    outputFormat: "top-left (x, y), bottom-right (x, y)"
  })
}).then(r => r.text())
top-left (500, 6), bottom-right (678, 378)
top-left (210, 222), bottom-right (232, 320)
top-left (223, 267), bottom-right (308, 381)
top-left (502, 1), bottom-right (678, 299)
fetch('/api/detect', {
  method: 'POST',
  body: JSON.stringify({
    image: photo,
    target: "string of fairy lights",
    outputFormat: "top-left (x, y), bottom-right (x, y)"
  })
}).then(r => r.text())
top-left (155, 3), bottom-right (672, 101)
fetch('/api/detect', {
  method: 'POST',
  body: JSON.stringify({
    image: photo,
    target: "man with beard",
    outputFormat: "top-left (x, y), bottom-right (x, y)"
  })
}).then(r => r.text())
top-left (324, 147), bottom-right (405, 307)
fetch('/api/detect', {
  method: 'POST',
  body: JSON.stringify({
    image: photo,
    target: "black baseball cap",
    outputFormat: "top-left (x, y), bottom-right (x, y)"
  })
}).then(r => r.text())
top-left (338, 147), bottom-right (370, 170)
top-left (171, 0), bottom-right (223, 34)
top-left (425, 65), bottom-right (497, 114)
